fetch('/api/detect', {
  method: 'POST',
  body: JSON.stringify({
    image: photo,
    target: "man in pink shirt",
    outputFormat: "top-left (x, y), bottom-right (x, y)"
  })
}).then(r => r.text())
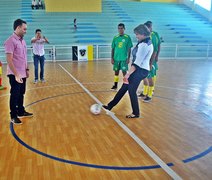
top-left (4, 19), bottom-right (33, 125)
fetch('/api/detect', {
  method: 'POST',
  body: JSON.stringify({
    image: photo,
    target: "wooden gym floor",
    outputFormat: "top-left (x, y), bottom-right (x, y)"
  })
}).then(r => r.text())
top-left (0, 60), bottom-right (212, 179)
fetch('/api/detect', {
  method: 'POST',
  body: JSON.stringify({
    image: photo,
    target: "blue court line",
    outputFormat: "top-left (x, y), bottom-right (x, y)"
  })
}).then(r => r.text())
top-left (9, 92), bottom-right (174, 170)
top-left (183, 147), bottom-right (212, 163)
top-left (9, 90), bottom-right (212, 170)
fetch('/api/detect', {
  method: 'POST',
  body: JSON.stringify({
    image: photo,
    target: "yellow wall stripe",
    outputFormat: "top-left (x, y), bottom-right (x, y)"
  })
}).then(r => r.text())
top-left (45, 0), bottom-right (102, 12)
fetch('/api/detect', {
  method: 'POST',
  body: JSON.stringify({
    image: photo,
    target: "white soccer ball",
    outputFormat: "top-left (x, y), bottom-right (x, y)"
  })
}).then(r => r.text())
top-left (90, 104), bottom-right (101, 115)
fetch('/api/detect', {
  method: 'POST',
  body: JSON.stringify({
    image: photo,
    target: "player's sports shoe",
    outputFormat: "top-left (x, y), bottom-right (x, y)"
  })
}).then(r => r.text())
top-left (143, 96), bottom-right (152, 103)
top-left (41, 79), bottom-right (46, 83)
top-left (110, 85), bottom-right (117, 91)
top-left (11, 117), bottom-right (22, 125)
top-left (138, 92), bottom-right (146, 98)
top-left (126, 114), bottom-right (140, 118)
top-left (34, 80), bottom-right (38, 84)
top-left (18, 111), bottom-right (33, 118)
top-left (102, 105), bottom-right (111, 111)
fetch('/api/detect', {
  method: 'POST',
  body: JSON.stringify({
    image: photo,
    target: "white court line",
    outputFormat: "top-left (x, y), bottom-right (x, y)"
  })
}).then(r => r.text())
top-left (0, 83), bottom-right (78, 98)
top-left (59, 64), bottom-right (182, 180)
top-left (0, 80), bottom-right (210, 98)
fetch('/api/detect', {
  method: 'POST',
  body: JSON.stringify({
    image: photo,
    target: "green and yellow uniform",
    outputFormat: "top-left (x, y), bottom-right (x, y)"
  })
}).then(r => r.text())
top-left (143, 31), bottom-right (160, 98)
top-left (153, 31), bottom-right (160, 76)
top-left (147, 31), bottom-right (160, 78)
top-left (112, 34), bottom-right (133, 72)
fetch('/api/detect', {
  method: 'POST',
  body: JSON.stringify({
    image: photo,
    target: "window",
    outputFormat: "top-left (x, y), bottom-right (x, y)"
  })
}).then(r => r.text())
top-left (195, 0), bottom-right (211, 11)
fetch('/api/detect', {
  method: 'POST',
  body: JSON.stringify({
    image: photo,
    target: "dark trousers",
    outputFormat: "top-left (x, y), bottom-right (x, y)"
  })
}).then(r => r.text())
top-left (38, 4), bottom-right (44, 9)
top-left (33, 55), bottom-right (45, 80)
top-left (108, 68), bottom-right (148, 116)
top-left (8, 75), bottom-right (26, 118)
top-left (31, 5), bottom-right (38, 9)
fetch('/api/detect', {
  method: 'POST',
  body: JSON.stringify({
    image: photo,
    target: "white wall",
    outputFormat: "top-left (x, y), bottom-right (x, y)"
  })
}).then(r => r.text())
top-left (179, 0), bottom-right (212, 21)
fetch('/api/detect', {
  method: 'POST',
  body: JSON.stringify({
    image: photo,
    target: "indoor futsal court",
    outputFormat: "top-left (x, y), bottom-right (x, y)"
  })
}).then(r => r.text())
top-left (1, 0), bottom-right (212, 179)
top-left (0, 60), bottom-right (212, 179)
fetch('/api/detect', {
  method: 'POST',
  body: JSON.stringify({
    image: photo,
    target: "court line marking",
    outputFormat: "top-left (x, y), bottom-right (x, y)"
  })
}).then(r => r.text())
top-left (10, 122), bottom-right (174, 170)
top-left (59, 64), bottom-right (182, 180)
top-left (183, 146), bottom-right (212, 163)
top-left (27, 91), bottom-right (212, 164)
top-left (1, 81), bottom-right (211, 98)
top-left (12, 91), bottom-right (212, 168)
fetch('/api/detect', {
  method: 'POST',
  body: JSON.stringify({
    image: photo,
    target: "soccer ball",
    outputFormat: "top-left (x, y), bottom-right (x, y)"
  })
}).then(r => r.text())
top-left (90, 104), bottom-right (101, 115)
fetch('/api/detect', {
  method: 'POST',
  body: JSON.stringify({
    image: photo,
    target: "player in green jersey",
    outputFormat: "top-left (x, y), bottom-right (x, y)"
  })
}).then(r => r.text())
top-left (111, 23), bottom-right (133, 91)
top-left (138, 21), bottom-right (161, 102)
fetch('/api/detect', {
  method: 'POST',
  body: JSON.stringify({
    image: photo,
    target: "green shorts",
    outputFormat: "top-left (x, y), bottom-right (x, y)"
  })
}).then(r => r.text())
top-left (147, 65), bottom-right (155, 78)
top-left (113, 61), bottom-right (128, 72)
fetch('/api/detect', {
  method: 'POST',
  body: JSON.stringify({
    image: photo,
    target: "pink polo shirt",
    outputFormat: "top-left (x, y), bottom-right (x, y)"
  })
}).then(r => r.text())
top-left (4, 33), bottom-right (28, 78)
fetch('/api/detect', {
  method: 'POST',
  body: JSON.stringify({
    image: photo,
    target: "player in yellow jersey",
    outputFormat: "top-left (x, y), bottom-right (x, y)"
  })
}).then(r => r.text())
top-left (110, 23), bottom-right (133, 91)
